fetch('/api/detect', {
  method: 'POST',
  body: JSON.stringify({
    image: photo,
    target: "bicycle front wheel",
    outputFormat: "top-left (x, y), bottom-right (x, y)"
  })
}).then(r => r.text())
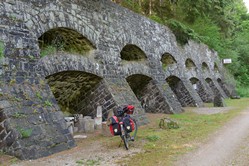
top-left (121, 135), bottom-right (129, 150)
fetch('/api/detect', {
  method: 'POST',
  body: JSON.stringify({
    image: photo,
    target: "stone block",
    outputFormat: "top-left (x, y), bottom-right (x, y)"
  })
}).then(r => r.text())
top-left (84, 118), bottom-right (95, 133)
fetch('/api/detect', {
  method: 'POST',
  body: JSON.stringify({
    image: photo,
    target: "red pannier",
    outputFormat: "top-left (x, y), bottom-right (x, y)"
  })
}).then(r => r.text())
top-left (123, 116), bottom-right (135, 133)
top-left (109, 116), bottom-right (121, 136)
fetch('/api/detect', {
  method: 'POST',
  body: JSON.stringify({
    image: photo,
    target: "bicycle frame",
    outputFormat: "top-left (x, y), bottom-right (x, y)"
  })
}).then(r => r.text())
top-left (117, 113), bottom-right (137, 150)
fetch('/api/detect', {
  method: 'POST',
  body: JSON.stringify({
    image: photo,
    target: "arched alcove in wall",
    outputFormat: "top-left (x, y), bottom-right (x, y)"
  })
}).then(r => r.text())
top-left (126, 74), bottom-right (172, 113)
top-left (161, 52), bottom-right (177, 70)
top-left (190, 77), bottom-right (212, 102)
top-left (120, 44), bottom-right (147, 61)
top-left (214, 63), bottom-right (219, 73)
top-left (46, 71), bottom-right (114, 120)
top-left (202, 62), bottom-right (209, 72)
top-left (38, 27), bottom-right (96, 57)
top-left (217, 78), bottom-right (230, 97)
top-left (185, 58), bottom-right (196, 71)
top-left (205, 78), bottom-right (220, 96)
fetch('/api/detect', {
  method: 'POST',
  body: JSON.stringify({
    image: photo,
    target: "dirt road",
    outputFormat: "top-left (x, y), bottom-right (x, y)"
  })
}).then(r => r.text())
top-left (175, 108), bottom-right (249, 166)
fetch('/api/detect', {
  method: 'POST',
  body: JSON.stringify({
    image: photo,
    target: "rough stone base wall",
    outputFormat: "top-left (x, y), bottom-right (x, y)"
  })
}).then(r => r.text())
top-left (138, 80), bottom-right (172, 114)
top-left (105, 78), bottom-right (149, 125)
top-left (218, 81), bottom-right (231, 97)
top-left (74, 80), bottom-right (117, 121)
top-left (196, 81), bottom-right (213, 102)
top-left (207, 80), bottom-right (220, 96)
top-left (0, 82), bottom-right (75, 160)
top-left (157, 81), bottom-right (183, 114)
top-left (171, 81), bottom-right (196, 107)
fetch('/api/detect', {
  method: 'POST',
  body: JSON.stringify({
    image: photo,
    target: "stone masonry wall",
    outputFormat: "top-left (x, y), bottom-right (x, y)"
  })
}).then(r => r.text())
top-left (138, 80), bottom-right (172, 114)
top-left (74, 80), bottom-right (117, 121)
top-left (0, 0), bottom-right (234, 159)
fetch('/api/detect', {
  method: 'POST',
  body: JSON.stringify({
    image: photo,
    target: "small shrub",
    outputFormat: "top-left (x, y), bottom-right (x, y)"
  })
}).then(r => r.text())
top-left (12, 112), bottom-right (26, 118)
top-left (18, 128), bottom-right (33, 138)
top-left (0, 41), bottom-right (4, 59)
top-left (159, 117), bottom-right (180, 129)
top-left (36, 92), bottom-right (43, 100)
top-left (44, 100), bottom-right (53, 107)
top-left (146, 135), bottom-right (160, 142)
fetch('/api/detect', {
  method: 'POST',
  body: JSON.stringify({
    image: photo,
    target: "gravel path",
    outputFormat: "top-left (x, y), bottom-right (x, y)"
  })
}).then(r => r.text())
top-left (175, 108), bottom-right (249, 166)
top-left (12, 133), bottom-right (142, 166)
top-left (8, 107), bottom-right (249, 166)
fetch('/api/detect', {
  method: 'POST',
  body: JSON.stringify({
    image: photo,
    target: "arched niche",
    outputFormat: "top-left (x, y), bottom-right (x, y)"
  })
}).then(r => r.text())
top-left (217, 78), bottom-right (230, 97)
top-left (214, 63), bottom-right (219, 73)
top-left (190, 77), bottom-right (211, 102)
top-left (126, 74), bottom-right (172, 113)
top-left (161, 52), bottom-right (177, 69)
top-left (46, 71), bottom-right (114, 120)
top-left (185, 58), bottom-right (196, 70)
top-left (38, 27), bottom-right (96, 57)
top-left (205, 78), bottom-right (220, 95)
top-left (120, 44), bottom-right (147, 61)
top-left (166, 75), bottom-right (195, 107)
top-left (202, 62), bottom-right (209, 72)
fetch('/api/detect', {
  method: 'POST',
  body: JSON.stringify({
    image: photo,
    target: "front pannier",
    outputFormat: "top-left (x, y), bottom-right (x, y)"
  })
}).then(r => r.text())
top-left (123, 116), bottom-right (135, 133)
top-left (109, 116), bottom-right (121, 136)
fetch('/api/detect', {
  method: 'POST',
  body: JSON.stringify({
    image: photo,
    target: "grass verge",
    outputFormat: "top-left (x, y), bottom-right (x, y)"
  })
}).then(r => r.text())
top-left (118, 98), bottom-right (248, 166)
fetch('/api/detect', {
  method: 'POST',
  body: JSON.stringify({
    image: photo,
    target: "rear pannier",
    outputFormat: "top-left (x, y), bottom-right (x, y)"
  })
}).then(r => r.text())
top-left (109, 116), bottom-right (121, 136)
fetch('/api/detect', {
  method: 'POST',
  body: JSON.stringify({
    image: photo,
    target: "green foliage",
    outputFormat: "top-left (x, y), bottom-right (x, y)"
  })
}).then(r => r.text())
top-left (236, 85), bottom-right (249, 97)
top-left (120, 0), bottom-right (142, 13)
top-left (12, 112), bottom-right (26, 118)
top-left (146, 135), bottom-right (160, 142)
top-left (75, 159), bottom-right (101, 166)
top-left (44, 100), bottom-right (53, 107)
top-left (36, 92), bottom-right (43, 100)
top-left (166, 19), bottom-right (202, 45)
top-left (40, 45), bottom-right (57, 57)
top-left (18, 128), bottom-right (33, 138)
top-left (0, 41), bottom-right (4, 59)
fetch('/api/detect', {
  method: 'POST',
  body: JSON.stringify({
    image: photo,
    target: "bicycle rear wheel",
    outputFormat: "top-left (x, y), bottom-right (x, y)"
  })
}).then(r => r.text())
top-left (130, 118), bottom-right (138, 141)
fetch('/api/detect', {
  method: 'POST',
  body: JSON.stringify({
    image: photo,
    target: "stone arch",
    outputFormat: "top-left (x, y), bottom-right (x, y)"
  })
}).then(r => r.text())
top-left (38, 27), bottom-right (96, 57)
top-left (36, 55), bottom-right (114, 120)
top-left (161, 52), bottom-right (177, 70)
top-left (185, 58), bottom-right (196, 70)
top-left (217, 78), bottom-right (230, 97)
top-left (190, 77), bottom-right (212, 102)
top-left (126, 74), bottom-right (172, 113)
top-left (36, 54), bottom-right (103, 78)
top-left (25, 11), bottom-right (99, 53)
top-left (205, 78), bottom-right (220, 95)
top-left (120, 44), bottom-right (147, 61)
top-left (166, 75), bottom-right (196, 107)
top-left (202, 62), bottom-right (209, 72)
top-left (214, 63), bottom-right (219, 73)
